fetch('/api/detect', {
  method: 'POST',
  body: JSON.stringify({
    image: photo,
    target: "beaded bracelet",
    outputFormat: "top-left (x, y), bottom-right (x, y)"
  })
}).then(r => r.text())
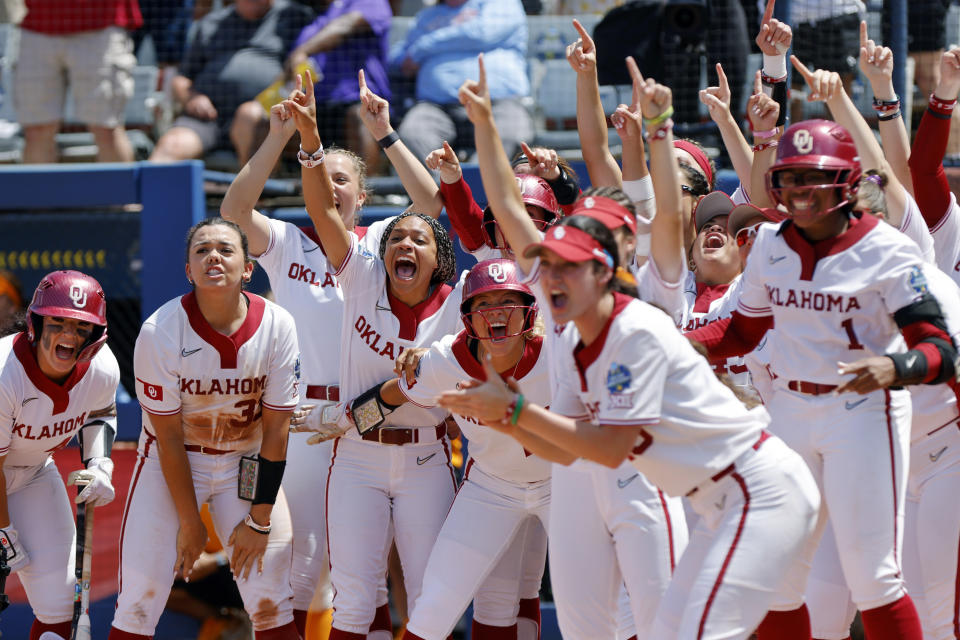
top-left (643, 119), bottom-right (674, 142)
top-left (877, 110), bottom-right (901, 122)
top-left (752, 140), bottom-right (778, 153)
top-left (642, 106), bottom-right (674, 129)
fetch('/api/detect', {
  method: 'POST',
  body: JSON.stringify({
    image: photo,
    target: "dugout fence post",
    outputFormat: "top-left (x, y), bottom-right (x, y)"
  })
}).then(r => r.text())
top-left (888, 0), bottom-right (907, 107)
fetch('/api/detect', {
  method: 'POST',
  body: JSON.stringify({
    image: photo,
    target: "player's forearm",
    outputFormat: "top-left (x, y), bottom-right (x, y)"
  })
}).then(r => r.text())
top-left (576, 70), bottom-right (622, 188)
top-left (379, 379), bottom-right (407, 409)
top-left (509, 426), bottom-right (577, 465)
top-left (384, 139), bottom-right (444, 218)
top-left (749, 138), bottom-right (779, 209)
top-left (221, 133), bottom-right (287, 229)
top-left (716, 114), bottom-right (754, 193)
top-left (300, 130), bottom-right (351, 269)
top-left (869, 76), bottom-right (913, 196)
top-left (440, 178), bottom-right (488, 251)
top-left (473, 116), bottom-right (541, 271)
top-left (259, 408), bottom-right (291, 462)
top-left (647, 128), bottom-right (685, 283)
top-left (910, 101), bottom-right (954, 228)
top-left (0, 462), bottom-right (9, 528)
top-left (686, 311), bottom-right (771, 359)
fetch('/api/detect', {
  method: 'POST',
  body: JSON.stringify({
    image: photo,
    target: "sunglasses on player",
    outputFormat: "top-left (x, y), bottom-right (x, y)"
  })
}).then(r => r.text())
top-left (735, 222), bottom-right (764, 248)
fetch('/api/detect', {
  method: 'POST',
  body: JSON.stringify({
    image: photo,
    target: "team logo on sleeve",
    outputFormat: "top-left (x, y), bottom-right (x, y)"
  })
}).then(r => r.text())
top-left (606, 363), bottom-right (633, 409)
top-left (137, 378), bottom-right (163, 402)
top-left (294, 355), bottom-right (302, 381)
top-left (908, 266), bottom-right (928, 295)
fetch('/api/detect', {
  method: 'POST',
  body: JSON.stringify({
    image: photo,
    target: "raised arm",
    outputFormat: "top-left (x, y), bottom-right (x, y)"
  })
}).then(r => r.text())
top-left (459, 55), bottom-right (541, 274)
top-left (858, 21), bottom-right (913, 197)
top-left (567, 19), bottom-right (621, 187)
top-left (909, 48), bottom-right (960, 228)
top-left (357, 69), bottom-right (443, 217)
top-left (700, 63), bottom-right (753, 193)
top-left (286, 70), bottom-right (351, 270)
top-left (793, 56), bottom-right (910, 225)
top-left (427, 142), bottom-right (489, 251)
top-left (220, 102), bottom-right (298, 256)
top-left (610, 58), bottom-right (651, 208)
top-left (634, 60), bottom-right (685, 283)
top-left (746, 79), bottom-right (782, 210)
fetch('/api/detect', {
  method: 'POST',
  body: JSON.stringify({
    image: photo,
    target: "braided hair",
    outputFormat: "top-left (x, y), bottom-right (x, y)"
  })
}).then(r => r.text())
top-left (379, 212), bottom-right (458, 285)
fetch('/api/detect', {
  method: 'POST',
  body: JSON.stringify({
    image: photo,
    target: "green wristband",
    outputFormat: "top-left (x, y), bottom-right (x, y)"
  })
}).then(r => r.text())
top-left (510, 394), bottom-right (525, 425)
top-left (642, 105), bottom-right (674, 129)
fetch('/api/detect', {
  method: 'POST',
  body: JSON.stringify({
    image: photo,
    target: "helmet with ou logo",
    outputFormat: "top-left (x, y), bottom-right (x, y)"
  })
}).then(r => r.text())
top-left (765, 119), bottom-right (862, 217)
top-left (27, 270), bottom-right (108, 362)
top-left (460, 259), bottom-right (538, 340)
top-left (482, 174), bottom-right (562, 249)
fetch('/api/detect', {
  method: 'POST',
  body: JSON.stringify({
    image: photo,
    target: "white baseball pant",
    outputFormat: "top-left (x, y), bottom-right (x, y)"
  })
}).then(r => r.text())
top-left (649, 435), bottom-right (820, 639)
top-left (548, 459), bottom-right (688, 639)
top-left (112, 443), bottom-right (295, 635)
top-left (405, 459), bottom-right (550, 638)
top-left (326, 434), bottom-right (457, 636)
top-left (3, 459), bottom-right (75, 624)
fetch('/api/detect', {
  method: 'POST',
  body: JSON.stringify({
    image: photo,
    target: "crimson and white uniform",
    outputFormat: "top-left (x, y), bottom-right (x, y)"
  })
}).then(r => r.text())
top-left (794, 263), bottom-right (960, 640)
top-left (552, 293), bottom-right (819, 638)
top-left (736, 215), bottom-right (928, 616)
top-left (399, 332), bottom-right (551, 638)
top-left (252, 218), bottom-right (388, 615)
top-left (112, 292), bottom-right (300, 635)
top-left (0, 334), bottom-right (118, 625)
top-left (928, 194), bottom-right (960, 286)
top-left (682, 272), bottom-right (754, 389)
top-left (326, 233), bottom-right (464, 636)
top-left (521, 260), bottom-right (689, 639)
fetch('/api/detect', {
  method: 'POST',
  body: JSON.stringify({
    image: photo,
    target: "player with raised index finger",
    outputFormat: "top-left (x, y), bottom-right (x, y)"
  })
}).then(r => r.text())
top-left (109, 218), bottom-right (301, 639)
top-left (0, 270), bottom-right (119, 640)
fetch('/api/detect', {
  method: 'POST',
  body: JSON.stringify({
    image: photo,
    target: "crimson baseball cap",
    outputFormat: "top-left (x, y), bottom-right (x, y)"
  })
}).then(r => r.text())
top-left (573, 196), bottom-right (637, 235)
top-left (523, 224), bottom-right (615, 267)
top-left (727, 203), bottom-right (786, 236)
top-left (694, 191), bottom-right (735, 233)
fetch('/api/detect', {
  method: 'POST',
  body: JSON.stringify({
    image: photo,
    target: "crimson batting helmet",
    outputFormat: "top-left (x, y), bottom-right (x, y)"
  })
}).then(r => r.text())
top-left (765, 119), bottom-right (862, 217)
top-left (483, 174), bottom-right (562, 249)
top-left (460, 259), bottom-right (537, 340)
top-left (27, 270), bottom-right (108, 362)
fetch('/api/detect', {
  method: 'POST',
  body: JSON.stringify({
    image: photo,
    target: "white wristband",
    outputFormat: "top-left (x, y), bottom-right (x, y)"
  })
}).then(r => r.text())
top-left (244, 513), bottom-right (271, 534)
top-left (622, 176), bottom-right (654, 203)
top-left (297, 144), bottom-right (325, 168)
top-left (762, 54), bottom-right (787, 83)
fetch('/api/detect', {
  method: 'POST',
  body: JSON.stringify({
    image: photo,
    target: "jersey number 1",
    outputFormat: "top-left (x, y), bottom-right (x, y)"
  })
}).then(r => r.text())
top-left (841, 318), bottom-right (864, 350)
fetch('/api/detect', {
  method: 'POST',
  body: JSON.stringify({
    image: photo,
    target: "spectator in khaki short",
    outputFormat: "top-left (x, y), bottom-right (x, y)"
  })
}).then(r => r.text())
top-left (14, 0), bottom-right (142, 163)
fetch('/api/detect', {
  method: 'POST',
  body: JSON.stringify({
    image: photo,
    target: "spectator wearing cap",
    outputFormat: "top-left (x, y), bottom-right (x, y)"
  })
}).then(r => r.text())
top-left (287, 0), bottom-right (393, 174)
top-left (390, 0), bottom-right (533, 168)
top-left (15, 0), bottom-right (143, 163)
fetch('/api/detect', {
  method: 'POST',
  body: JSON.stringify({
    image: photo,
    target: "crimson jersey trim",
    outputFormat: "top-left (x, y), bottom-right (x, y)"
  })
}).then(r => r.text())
top-left (12, 332), bottom-right (92, 415)
top-left (388, 283), bottom-right (455, 341)
top-left (779, 213), bottom-right (878, 281)
top-left (572, 293), bottom-right (633, 391)
top-left (180, 292), bottom-right (266, 369)
top-left (449, 331), bottom-right (543, 382)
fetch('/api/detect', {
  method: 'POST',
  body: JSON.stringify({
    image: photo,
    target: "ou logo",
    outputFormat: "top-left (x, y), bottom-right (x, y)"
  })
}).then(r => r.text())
top-left (488, 262), bottom-right (507, 283)
top-left (792, 129), bottom-right (814, 154)
top-left (147, 385), bottom-right (158, 398)
top-left (69, 285), bottom-right (87, 308)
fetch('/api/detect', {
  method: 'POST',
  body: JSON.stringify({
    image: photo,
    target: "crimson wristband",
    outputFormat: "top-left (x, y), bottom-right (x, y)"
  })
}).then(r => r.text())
top-left (929, 94), bottom-right (957, 117)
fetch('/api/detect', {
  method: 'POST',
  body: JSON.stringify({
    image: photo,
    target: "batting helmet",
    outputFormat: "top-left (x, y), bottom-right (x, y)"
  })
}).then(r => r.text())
top-left (27, 270), bottom-right (108, 363)
top-left (765, 119), bottom-right (862, 217)
top-left (460, 259), bottom-right (537, 340)
top-left (483, 174), bottom-right (562, 249)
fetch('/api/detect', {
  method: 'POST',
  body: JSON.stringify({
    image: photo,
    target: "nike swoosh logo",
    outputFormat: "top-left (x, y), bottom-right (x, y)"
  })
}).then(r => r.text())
top-left (181, 348), bottom-right (202, 357)
top-left (845, 398), bottom-right (868, 410)
top-left (304, 245), bottom-right (320, 253)
top-left (930, 446), bottom-right (948, 462)
top-left (21, 397), bottom-right (37, 407)
top-left (617, 474), bottom-right (639, 489)
top-left (714, 494), bottom-right (727, 510)
top-left (769, 255), bottom-right (787, 264)
top-left (905, 354), bottom-right (918, 368)
top-left (417, 453), bottom-right (437, 465)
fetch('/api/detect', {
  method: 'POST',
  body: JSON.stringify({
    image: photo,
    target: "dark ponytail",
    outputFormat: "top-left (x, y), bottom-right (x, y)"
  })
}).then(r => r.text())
top-left (558, 216), bottom-right (639, 299)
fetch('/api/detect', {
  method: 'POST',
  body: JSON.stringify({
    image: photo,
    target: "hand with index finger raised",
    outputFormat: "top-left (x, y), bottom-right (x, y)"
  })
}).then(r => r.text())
top-left (565, 19), bottom-right (596, 74)
top-left (458, 54), bottom-right (492, 124)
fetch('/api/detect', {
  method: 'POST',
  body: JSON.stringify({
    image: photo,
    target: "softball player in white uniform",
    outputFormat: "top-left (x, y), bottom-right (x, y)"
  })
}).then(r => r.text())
top-left (220, 72), bottom-right (442, 636)
top-left (689, 118), bottom-right (959, 640)
top-left (390, 259), bottom-right (561, 640)
top-left (283, 77), bottom-right (468, 639)
top-left (439, 218), bottom-right (820, 640)
top-left (0, 270), bottom-right (118, 640)
top-left (109, 219), bottom-right (301, 640)
top-left (459, 57), bottom-right (695, 638)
